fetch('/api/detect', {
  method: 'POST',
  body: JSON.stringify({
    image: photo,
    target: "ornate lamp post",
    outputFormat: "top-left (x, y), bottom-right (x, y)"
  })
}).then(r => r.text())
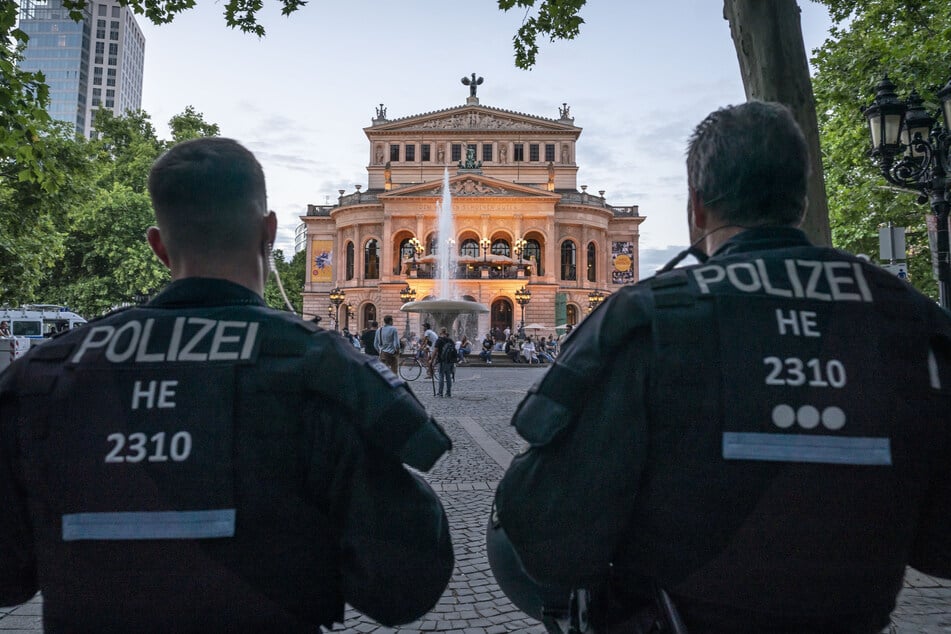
top-left (514, 285), bottom-right (531, 334)
top-left (408, 237), bottom-right (423, 270)
top-left (865, 74), bottom-right (951, 308)
top-left (328, 286), bottom-right (346, 332)
top-left (399, 284), bottom-right (416, 338)
top-left (513, 238), bottom-right (527, 265)
top-left (480, 237), bottom-right (491, 263)
top-left (587, 289), bottom-right (606, 312)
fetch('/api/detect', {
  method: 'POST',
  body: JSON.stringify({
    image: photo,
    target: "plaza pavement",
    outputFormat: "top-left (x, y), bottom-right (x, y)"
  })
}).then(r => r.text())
top-left (2, 365), bottom-right (950, 633)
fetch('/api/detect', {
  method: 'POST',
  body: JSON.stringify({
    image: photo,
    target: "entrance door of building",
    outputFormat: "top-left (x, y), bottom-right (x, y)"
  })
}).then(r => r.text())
top-left (491, 299), bottom-right (513, 341)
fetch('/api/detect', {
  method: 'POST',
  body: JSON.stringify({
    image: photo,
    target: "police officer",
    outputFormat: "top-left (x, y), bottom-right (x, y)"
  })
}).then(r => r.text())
top-left (0, 138), bottom-right (453, 631)
top-left (489, 102), bottom-right (951, 633)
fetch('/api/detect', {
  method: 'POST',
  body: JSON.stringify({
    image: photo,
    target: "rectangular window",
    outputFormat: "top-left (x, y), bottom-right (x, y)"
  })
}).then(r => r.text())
top-left (92, 88), bottom-right (101, 97)
top-left (96, 29), bottom-right (105, 38)
top-left (389, 144), bottom-right (400, 162)
top-left (105, 99), bottom-right (114, 107)
top-left (482, 144), bottom-right (492, 162)
top-left (529, 144), bottom-right (540, 162)
top-left (405, 144), bottom-right (415, 162)
top-left (109, 43), bottom-right (117, 54)
top-left (106, 89), bottom-right (114, 97)
top-left (110, 31), bottom-right (118, 40)
top-left (95, 55), bottom-right (103, 64)
top-left (112, 6), bottom-right (119, 17)
top-left (545, 143), bottom-right (556, 162)
top-left (451, 144), bottom-right (462, 162)
top-left (514, 143), bottom-right (524, 162)
top-left (110, 20), bottom-right (119, 29)
top-left (97, 19), bottom-right (105, 27)
top-left (421, 144), bottom-right (431, 162)
top-left (95, 41), bottom-right (104, 53)
top-left (98, 5), bottom-right (106, 15)
top-left (108, 57), bottom-right (117, 66)
top-left (92, 97), bottom-right (101, 106)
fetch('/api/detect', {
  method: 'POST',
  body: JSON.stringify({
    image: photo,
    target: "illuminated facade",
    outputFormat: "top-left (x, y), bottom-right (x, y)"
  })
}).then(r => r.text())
top-left (301, 80), bottom-right (644, 338)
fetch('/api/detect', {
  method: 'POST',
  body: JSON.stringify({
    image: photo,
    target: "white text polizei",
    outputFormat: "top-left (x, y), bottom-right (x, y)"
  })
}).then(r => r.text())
top-left (71, 318), bottom-right (259, 364)
top-left (692, 259), bottom-right (874, 303)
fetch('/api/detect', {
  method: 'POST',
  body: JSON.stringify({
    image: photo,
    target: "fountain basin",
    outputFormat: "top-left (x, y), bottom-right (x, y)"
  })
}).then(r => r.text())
top-left (401, 298), bottom-right (489, 336)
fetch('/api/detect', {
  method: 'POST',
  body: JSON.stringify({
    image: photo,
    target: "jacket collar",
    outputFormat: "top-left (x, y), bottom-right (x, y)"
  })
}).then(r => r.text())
top-left (147, 278), bottom-right (268, 308)
top-left (711, 226), bottom-right (812, 259)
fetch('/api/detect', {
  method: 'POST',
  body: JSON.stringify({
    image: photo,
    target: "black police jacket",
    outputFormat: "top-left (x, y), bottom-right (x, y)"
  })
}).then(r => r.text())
top-left (495, 227), bottom-right (951, 633)
top-left (0, 278), bottom-right (453, 632)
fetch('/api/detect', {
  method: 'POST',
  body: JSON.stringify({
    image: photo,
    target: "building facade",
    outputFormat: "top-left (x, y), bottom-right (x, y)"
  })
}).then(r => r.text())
top-left (301, 81), bottom-right (644, 340)
top-left (18, 0), bottom-right (145, 137)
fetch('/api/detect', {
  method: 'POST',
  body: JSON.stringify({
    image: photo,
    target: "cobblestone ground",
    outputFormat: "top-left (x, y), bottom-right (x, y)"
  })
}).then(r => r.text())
top-left (2, 366), bottom-right (950, 632)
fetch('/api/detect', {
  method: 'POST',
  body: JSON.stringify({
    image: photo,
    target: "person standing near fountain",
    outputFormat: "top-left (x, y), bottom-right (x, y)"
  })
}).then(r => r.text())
top-left (434, 328), bottom-right (456, 398)
top-left (422, 322), bottom-right (438, 378)
top-left (374, 315), bottom-right (401, 375)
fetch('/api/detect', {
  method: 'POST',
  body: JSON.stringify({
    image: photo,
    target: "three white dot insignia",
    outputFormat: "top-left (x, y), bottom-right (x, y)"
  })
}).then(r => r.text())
top-left (771, 404), bottom-right (846, 431)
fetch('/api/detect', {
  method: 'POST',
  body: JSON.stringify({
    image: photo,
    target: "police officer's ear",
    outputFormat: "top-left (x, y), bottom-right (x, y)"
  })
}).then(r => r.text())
top-left (262, 211), bottom-right (278, 250)
top-left (688, 187), bottom-right (708, 231)
top-left (146, 226), bottom-right (171, 269)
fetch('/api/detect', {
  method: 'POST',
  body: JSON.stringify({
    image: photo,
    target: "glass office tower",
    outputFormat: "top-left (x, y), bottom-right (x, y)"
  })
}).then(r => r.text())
top-left (18, 0), bottom-right (144, 137)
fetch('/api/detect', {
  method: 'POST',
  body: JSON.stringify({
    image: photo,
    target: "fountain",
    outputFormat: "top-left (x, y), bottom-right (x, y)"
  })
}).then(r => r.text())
top-left (401, 168), bottom-right (489, 338)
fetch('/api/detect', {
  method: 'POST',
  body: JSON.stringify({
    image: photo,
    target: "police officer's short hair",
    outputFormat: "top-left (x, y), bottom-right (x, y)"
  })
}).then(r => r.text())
top-left (686, 101), bottom-right (809, 227)
top-left (148, 137), bottom-right (267, 256)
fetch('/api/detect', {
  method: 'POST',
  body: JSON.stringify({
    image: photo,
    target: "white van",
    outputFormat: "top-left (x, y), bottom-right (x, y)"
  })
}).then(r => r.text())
top-left (0, 305), bottom-right (87, 370)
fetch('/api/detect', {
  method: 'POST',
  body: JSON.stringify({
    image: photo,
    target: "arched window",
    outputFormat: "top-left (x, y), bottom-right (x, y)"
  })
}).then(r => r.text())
top-left (460, 238), bottom-right (479, 258)
top-left (362, 304), bottom-right (377, 327)
top-left (400, 238), bottom-right (416, 262)
top-left (491, 239), bottom-right (511, 257)
top-left (345, 242), bottom-right (355, 280)
top-left (364, 239), bottom-right (380, 279)
top-left (524, 239), bottom-right (542, 275)
top-left (566, 304), bottom-right (578, 325)
top-left (561, 241), bottom-right (577, 280)
top-left (587, 241), bottom-right (597, 282)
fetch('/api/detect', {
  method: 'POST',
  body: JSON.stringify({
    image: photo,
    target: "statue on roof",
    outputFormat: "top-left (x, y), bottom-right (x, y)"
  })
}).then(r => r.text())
top-left (461, 73), bottom-right (484, 98)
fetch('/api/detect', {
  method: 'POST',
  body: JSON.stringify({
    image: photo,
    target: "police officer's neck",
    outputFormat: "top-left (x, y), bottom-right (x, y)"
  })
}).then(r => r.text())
top-left (700, 224), bottom-right (745, 256)
top-left (169, 255), bottom-right (267, 297)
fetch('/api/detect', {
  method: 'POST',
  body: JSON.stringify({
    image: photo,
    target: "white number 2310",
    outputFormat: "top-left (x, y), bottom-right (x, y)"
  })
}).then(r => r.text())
top-left (105, 431), bottom-right (192, 463)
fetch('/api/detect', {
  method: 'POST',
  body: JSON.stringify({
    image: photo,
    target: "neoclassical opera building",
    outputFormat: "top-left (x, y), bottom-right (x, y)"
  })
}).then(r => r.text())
top-left (301, 76), bottom-right (645, 339)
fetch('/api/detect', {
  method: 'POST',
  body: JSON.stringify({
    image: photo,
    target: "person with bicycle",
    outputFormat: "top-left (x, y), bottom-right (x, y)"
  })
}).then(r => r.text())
top-left (489, 102), bottom-right (951, 632)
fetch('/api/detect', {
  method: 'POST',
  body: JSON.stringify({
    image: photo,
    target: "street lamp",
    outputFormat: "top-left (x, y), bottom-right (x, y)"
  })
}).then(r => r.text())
top-left (587, 289), bottom-right (605, 312)
top-left (514, 285), bottom-right (531, 334)
top-left (328, 286), bottom-right (346, 332)
top-left (480, 237), bottom-right (491, 263)
top-left (408, 237), bottom-right (423, 270)
top-left (513, 238), bottom-right (527, 265)
top-left (399, 284), bottom-right (416, 338)
top-left (865, 74), bottom-right (951, 308)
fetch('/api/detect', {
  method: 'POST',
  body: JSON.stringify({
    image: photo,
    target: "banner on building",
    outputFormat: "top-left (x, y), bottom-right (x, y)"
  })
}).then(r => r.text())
top-left (310, 239), bottom-right (333, 282)
top-left (612, 241), bottom-right (635, 284)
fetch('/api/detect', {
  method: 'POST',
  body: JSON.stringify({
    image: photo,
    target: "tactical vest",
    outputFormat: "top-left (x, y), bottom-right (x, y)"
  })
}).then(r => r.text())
top-left (613, 246), bottom-right (951, 631)
top-left (12, 303), bottom-right (448, 631)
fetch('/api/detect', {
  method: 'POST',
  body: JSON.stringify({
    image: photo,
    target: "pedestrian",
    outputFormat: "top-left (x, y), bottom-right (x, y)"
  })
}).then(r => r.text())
top-left (422, 322), bottom-right (438, 378)
top-left (0, 137), bottom-right (453, 631)
top-left (458, 335), bottom-right (471, 364)
top-left (479, 333), bottom-right (494, 364)
top-left (488, 102), bottom-right (951, 632)
top-left (504, 335), bottom-right (520, 363)
top-left (519, 335), bottom-right (538, 364)
top-left (374, 315), bottom-right (401, 376)
top-left (434, 327), bottom-right (456, 398)
top-left (0, 321), bottom-right (9, 337)
top-left (361, 320), bottom-right (379, 356)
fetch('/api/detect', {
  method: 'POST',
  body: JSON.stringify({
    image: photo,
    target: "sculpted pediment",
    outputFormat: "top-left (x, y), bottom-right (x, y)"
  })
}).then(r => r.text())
top-left (382, 174), bottom-right (560, 199)
top-left (371, 106), bottom-right (577, 133)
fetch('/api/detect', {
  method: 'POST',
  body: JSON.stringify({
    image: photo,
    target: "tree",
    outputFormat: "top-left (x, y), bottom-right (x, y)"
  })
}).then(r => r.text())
top-left (0, 120), bottom-right (96, 305)
top-left (168, 106), bottom-right (221, 143)
top-left (723, 0), bottom-right (832, 247)
top-left (810, 0), bottom-right (951, 299)
top-left (264, 248), bottom-right (305, 314)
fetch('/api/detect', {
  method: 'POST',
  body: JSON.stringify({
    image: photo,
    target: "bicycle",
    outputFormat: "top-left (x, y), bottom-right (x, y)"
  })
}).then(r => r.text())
top-left (399, 355), bottom-right (424, 381)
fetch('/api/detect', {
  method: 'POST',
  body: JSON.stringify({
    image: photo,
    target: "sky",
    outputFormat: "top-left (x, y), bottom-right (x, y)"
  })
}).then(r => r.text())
top-left (138, 1), bottom-right (834, 278)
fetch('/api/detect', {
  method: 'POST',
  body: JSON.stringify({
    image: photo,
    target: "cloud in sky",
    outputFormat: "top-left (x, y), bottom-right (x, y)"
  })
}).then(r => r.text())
top-left (139, 1), bottom-right (832, 258)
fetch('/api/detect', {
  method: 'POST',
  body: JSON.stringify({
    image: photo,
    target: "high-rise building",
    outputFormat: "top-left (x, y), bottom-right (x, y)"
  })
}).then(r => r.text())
top-left (18, 0), bottom-right (145, 137)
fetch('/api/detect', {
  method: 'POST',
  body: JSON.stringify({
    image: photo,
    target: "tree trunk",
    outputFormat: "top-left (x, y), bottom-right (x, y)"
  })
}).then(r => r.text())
top-left (723, 0), bottom-right (831, 246)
